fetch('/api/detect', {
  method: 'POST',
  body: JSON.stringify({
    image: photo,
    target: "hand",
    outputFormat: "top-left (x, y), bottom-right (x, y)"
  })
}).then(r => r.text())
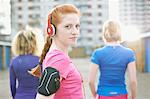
top-left (28, 65), bottom-right (42, 78)
top-left (94, 94), bottom-right (98, 99)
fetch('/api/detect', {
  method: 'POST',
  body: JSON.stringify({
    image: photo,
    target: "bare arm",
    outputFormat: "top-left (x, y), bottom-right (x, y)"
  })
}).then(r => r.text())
top-left (127, 61), bottom-right (137, 99)
top-left (89, 63), bottom-right (99, 98)
top-left (36, 93), bottom-right (55, 99)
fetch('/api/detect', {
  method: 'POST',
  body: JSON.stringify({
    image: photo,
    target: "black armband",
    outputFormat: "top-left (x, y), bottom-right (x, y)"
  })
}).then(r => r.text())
top-left (38, 67), bottom-right (60, 96)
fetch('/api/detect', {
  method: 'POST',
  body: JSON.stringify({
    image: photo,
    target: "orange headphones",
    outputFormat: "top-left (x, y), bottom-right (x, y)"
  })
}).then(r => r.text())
top-left (47, 14), bottom-right (55, 36)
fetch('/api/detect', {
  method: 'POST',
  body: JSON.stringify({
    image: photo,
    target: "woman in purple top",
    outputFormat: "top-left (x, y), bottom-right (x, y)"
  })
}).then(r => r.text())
top-left (9, 30), bottom-right (40, 99)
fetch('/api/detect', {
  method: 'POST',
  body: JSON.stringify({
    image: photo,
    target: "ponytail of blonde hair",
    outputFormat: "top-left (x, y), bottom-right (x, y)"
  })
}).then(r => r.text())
top-left (103, 20), bottom-right (122, 42)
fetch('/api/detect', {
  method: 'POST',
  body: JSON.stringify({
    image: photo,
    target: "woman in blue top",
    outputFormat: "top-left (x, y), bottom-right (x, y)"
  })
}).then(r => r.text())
top-left (9, 30), bottom-right (40, 99)
top-left (89, 20), bottom-right (137, 99)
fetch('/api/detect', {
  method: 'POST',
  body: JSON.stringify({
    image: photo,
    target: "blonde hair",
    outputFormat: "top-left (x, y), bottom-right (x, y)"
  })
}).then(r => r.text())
top-left (29, 4), bottom-right (80, 77)
top-left (12, 30), bottom-right (38, 56)
top-left (102, 20), bottom-right (121, 42)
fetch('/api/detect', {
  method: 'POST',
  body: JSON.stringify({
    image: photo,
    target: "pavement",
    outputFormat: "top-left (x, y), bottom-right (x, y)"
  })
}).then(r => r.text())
top-left (0, 58), bottom-right (150, 99)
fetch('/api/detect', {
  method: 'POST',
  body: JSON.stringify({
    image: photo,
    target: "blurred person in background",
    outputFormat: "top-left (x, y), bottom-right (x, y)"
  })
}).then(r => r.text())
top-left (89, 20), bottom-right (137, 99)
top-left (9, 29), bottom-right (40, 99)
top-left (29, 4), bottom-right (84, 99)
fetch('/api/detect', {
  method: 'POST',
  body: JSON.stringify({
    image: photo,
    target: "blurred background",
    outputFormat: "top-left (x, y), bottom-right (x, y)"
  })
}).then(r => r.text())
top-left (0, 0), bottom-right (150, 99)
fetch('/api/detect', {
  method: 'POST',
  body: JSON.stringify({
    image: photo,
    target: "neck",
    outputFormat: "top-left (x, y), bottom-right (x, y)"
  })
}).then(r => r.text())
top-left (50, 39), bottom-right (68, 55)
top-left (105, 41), bottom-right (120, 46)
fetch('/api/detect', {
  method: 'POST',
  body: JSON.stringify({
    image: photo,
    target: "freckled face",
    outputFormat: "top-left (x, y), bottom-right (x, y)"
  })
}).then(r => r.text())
top-left (55, 13), bottom-right (80, 47)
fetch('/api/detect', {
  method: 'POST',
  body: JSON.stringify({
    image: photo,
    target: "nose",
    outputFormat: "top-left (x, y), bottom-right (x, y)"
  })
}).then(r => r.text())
top-left (71, 26), bottom-right (79, 35)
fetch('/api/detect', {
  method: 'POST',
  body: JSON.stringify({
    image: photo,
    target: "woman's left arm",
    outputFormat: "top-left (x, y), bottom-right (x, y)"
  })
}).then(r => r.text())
top-left (127, 61), bottom-right (137, 99)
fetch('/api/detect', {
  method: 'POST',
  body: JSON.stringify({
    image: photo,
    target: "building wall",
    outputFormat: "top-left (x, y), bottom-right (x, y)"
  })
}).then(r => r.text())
top-left (0, 42), bottom-right (11, 70)
top-left (0, 46), bottom-right (2, 69)
top-left (11, 0), bottom-right (109, 49)
top-left (144, 38), bottom-right (150, 72)
top-left (126, 40), bottom-right (145, 72)
top-left (0, 0), bottom-right (11, 35)
top-left (118, 0), bottom-right (150, 72)
top-left (119, 0), bottom-right (150, 33)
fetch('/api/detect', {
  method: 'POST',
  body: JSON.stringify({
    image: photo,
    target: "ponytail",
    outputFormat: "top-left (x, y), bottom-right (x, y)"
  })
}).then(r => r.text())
top-left (39, 36), bottom-right (52, 65)
top-left (28, 35), bottom-right (52, 78)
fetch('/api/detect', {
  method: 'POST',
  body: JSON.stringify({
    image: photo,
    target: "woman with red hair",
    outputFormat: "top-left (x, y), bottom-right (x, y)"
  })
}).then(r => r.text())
top-left (29, 4), bottom-right (84, 99)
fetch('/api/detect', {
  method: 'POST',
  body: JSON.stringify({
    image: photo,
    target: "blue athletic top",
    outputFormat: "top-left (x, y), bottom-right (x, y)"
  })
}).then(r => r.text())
top-left (91, 44), bottom-right (136, 96)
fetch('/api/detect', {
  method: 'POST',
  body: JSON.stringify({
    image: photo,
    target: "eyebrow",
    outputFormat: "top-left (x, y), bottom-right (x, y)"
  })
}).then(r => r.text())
top-left (64, 22), bottom-right (80, 25)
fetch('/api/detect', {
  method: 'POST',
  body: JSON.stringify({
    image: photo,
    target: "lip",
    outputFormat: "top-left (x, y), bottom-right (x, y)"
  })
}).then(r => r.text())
top-left (69, 37), bottom-right (78, 39)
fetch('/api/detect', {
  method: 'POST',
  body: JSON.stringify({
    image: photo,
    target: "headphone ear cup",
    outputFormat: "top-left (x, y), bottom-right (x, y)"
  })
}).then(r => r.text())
top-left (51, 24), bottom-right (56, 36)
top-left (47, 24), bottom-right (55, 36)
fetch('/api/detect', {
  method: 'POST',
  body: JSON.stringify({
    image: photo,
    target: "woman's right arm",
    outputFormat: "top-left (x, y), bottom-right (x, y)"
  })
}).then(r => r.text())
top-left (89, 63), bottom-right (99, 98)
top-left (127, 61), bottom-right (137, 99)
top-left (9, 62), bottom-right (16, 98)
